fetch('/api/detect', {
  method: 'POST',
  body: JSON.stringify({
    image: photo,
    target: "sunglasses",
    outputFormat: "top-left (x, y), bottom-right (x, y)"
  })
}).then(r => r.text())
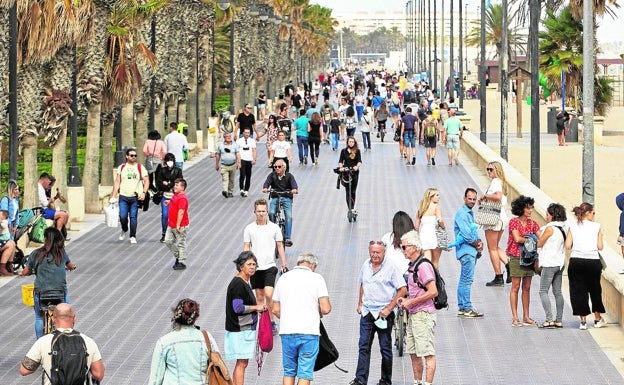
top-left (274, 165), bottom-right (284, 169)
top-left (486, 167), bottom-right (494, 172)
top-left (401, 244), bottom-right (414, 251)
top-left (369, 240), bottom-right (385, 247)
top-left (128, 154), bottom-right (137, 158)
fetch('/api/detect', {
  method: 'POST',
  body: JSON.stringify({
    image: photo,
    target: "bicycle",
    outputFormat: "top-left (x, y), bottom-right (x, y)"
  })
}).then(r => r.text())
top-left (267, 189), bottom-right (290, 253)
top-left (38, 289), bottom-right (65, 335)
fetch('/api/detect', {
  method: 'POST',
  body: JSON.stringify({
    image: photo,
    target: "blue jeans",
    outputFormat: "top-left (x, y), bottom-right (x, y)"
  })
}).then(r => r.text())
top-left (356, 105), bottom-right (364, 121)
top-left (457, 254), bottom-right (476, 311)
top-left (160, 197), bottom-right (170, 235)
top-left (331, 132), bottom-right (339, 149)
top-left (539, 266), bottom-right (564, 322)
top-left (296, 136), bottom-right (309, 162)
top-left (361, 132), bottom-right (371, 149)
top-left (281, 334), bottom-right (319, 381)
top-left (355, 312), bottom-right (394, 384)
top-left (34, 291), bottom-right (69, 339)
top-left (119, 195), bottom-right (139, 237)
top-left (269, 197), bottom-right (293, 239)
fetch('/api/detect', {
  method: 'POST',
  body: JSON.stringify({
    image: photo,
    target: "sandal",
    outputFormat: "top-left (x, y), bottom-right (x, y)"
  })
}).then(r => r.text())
top-left (512, 319), bottom-right (523, 327)
top-left (523, 318), bottom-right (537, 326)
top-left (539, 321), bottom-right (555, 329)
top-left (554, 322), bottom-right (563, 328)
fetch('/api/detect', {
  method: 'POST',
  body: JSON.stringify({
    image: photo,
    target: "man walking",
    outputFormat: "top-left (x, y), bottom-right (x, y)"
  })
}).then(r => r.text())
top-left (19, 303), bottom-right (105, 385)
top-left (164, 122), bottom-right (189, 170)
top-left (350, 241), bottom-right (407, 385)
top-left (236, 127), bottom-right (257, 197)
top-left (110, 148), bottom-right (150, 244)
top-left (454, 188), bottom-right (485, 317)
top-left (164, 178), bottom-right (189, 270)
top-left (272, 253), bottom-right (331, 385)
top-left (235, 104), bottom-right (262, 139)
top-left (398, 230), bottom-right (437, 385)
top-left (216, 132), bottom-right (240, 198)
top-left (401, 107), bottom-right (418, 166)
top-left (262, 159), bottom-right (298, 247)
top-left (244, 198), bottom-right (287, 333)
top-left (443, 109), bottom-right (462, 166)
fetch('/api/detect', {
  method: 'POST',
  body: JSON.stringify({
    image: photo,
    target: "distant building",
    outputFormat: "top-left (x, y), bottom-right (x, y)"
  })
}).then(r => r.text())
top-left (333, 11), bottom-right (406, 35)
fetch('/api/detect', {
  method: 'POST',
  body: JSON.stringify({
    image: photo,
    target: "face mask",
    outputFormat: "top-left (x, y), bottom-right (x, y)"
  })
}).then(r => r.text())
top-left (166, 161), bottom-right (174, 168)
top-left (374, 317), bottom-right (387, 329)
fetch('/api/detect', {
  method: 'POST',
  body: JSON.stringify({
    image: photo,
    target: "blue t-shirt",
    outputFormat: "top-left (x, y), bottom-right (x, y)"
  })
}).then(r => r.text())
top-left (402, 114), bottom-right (418, 131)
top-left (0, 196), bottom-right (19, 236)
top-left (294, 116), bottom-right (309, 138)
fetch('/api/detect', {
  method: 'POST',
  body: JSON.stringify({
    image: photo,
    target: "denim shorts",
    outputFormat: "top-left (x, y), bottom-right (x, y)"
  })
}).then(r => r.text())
top-left (403, 131), bottom-right (416, 147)
top-left (446, 134), bottom-right (460, 149)
top-left (281, 334), bottom-right (319, 380)
top-left (224, 330), bottom-right (256, 360)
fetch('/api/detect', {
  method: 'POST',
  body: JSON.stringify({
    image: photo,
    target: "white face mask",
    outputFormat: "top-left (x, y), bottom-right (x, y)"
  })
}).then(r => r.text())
top-left (166, 161), bottom-right (174, 168)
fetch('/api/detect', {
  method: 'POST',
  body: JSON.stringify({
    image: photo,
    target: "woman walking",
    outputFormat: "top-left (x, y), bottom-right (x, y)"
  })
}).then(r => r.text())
top-left (506, 196), bottom-right (540, 327)
top-left (537, 203), bottom-right (567, 328)
top-left (307, 112), bottom-right (323, 165)
top-left (265, 114), bottom-right (280, 161)
top-left (155, 154), bottom-right (183, 243)
top-left (480, 161), bottom-right (511, 286)
top-left (414, 188), bottom-right (445, 269)
top-left (565, 202), bottom-right (608, 330)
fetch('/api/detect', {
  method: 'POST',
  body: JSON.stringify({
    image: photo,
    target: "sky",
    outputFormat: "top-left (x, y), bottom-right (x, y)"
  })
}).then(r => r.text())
top-left (309, 0), bottom-right (624, 45)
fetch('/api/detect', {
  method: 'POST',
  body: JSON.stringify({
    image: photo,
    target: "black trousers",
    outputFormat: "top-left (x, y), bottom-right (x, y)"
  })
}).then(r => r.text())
top-left (568, 258), bottom-right (606, 316)
top-left (308, 137), bottom-right (321, 162)
top-left (239, 160), bottom-right (253, 191)
top-left (342, 173), bottom-right (359, 210)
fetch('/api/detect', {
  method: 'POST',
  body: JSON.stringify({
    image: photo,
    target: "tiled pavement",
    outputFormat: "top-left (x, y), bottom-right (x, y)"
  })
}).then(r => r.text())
top-left (1, 135), bottom-right (623, 385)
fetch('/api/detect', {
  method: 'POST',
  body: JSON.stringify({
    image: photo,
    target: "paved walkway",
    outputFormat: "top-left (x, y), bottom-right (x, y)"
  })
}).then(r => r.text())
top-left (1, 134), bottom-right (623, 384)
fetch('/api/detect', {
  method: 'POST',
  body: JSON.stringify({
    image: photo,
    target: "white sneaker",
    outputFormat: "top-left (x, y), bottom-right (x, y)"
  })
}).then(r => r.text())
top-left (579, 321), bottom-right (588, 330)
top-left (594, 318), bottom-right (608, 328)
top-left (129, 237), bottom-right (137, 244)
top-left (119, 231), bottom-right (126, 241)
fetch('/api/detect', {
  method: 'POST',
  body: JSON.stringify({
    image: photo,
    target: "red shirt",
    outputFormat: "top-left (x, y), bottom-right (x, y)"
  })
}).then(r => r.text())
top-left (168, 192), bottom-right (189, 228)
top-left (506, 217), bottom-right (539, 257)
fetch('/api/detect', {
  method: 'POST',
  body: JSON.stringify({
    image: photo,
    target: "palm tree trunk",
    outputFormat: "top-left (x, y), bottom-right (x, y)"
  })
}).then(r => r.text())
top-left (155, 101), bottom-right (165, 136)
top-left (121, 103), bottom-right (134, 149)
top-left (21, 134), bottom-right (38, 208)
top-left (135, 109), bottom-right (147, 164)
top-left (52, 122), bottom-right (68, 209)
top-left (84, 103), bottom-right (101, 213)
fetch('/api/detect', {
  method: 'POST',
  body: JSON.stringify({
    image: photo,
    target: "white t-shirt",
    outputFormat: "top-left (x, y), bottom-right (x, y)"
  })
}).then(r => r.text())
top-left (360, 115), bottom-right (372, 133)
top-left (381, 232), bottom-right (410, 274)
top-left (24, 328), bottom-right (102, 385)
top-left (568, 219), bottom-right (601, 260)
top-left (539, 221), bottom-right (566, 268)
top-left (164, 131), bottom-right (189, 163)
top-left (243, 221), bottom-right (282, 270)
top-left (272, 265), bottom-right (329, 335)
top-left (485, 178), bottom-right (508, 222)
top-left (37, 183), bottom-right (50, 208)
top-left (236, 137), bottom-right (256, 162)
top-left (271, 140), bottom-right (291, 158)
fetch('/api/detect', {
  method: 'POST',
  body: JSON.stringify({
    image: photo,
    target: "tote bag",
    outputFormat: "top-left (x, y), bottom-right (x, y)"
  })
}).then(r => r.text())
top-left (475, 199), bottom-right (502, 226)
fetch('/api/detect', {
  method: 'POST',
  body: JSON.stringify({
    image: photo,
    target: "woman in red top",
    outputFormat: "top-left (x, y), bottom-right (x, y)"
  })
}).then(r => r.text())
top-left (506, 195), bottom-right (540, 327)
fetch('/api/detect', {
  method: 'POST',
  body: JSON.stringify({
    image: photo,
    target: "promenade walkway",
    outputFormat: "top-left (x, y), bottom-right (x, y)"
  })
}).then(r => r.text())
top-left (1, 133), bottom-right (623, 384)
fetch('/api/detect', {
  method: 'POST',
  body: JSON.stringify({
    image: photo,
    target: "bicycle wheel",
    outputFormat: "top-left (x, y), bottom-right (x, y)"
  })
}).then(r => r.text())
top-left (395, 309), bottom-right (405, 357)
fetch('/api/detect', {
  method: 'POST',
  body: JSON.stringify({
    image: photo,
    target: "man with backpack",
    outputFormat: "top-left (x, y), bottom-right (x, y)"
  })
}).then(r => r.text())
top-left (398, 230), bottom-right (438, 385)
top-left (349, 240), bottom-right (407, 385)
top-left (453, 188), bottom-right (485, 318)
top-left (19, 303), bottom-right (105, 385)
top-left (421, 110), bottom-right (438, 166)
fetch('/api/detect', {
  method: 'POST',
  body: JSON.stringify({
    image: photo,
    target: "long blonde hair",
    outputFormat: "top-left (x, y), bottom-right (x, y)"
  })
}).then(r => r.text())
top-left (489, 161), bottom-right (508, 196)
top-left (417, 188), bottom-right (438, 218)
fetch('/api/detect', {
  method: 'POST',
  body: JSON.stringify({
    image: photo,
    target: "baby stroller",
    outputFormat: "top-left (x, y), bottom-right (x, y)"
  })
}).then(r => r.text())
top-left (12, 207), bottom-right (46, 271)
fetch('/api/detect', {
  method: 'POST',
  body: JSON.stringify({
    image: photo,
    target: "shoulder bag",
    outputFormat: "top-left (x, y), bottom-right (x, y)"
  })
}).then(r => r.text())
top-left (145, 141), bottom-right (161, 174)
top-left (475, 199), bottom-right (502, 227)
top-left (202, 330), bottom-right (233, 385)
top-left (435, 222), bottom-right (450, 251)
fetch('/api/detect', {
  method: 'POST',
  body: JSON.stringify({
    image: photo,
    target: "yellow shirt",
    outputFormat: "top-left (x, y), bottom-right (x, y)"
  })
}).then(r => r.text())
top-left (117, 163), bottom-right (146, 197)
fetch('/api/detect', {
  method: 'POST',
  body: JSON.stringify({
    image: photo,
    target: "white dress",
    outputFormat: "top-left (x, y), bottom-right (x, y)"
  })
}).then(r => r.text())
top-left (419, 215), bottom-right (438, 250)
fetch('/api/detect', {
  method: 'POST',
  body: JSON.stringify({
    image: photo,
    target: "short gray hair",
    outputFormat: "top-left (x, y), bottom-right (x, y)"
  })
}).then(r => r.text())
top-left (400, 230), bottom-right (422, 250)
top-left (297, 253), bottom-right (318, 267)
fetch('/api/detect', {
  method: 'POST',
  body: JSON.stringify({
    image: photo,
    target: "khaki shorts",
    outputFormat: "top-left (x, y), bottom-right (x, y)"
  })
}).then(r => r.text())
top-left (406, 311), bottom-right (436, 357)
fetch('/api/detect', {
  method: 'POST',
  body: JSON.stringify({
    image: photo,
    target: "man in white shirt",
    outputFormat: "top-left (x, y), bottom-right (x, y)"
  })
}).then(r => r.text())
top-left (236, 128), bottom-right (257, 197)
top-left (164, 122), bottom-right (188, 170)
top-left (37, 173), bottom-right (70, 239)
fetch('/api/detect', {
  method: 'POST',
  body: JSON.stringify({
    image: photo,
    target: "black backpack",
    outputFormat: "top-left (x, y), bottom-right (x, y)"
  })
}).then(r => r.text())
top-left (412, 257), bottom-right (448, 310)
top-left (45, 330), bottom-right (89, 385)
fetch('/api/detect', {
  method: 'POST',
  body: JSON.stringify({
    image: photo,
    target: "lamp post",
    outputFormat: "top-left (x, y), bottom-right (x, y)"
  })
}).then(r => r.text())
top-left (458, 0), bottom-right (464, 108)
top-left (68, 47), bottom-right (81, 186)
top-left (148, 15), bottom-right (156, 131)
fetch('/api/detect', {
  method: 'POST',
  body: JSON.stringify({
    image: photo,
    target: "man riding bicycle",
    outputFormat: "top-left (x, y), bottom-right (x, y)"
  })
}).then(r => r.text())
top-left (262, 159), bottom-right (298, 247)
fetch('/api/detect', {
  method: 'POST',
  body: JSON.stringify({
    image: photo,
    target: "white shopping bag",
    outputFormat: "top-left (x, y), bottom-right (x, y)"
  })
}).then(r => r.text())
top-left (104, 203), bottom-right (119, 228)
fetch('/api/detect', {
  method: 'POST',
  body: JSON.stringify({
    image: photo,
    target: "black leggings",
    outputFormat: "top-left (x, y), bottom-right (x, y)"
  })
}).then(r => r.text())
top-left (239, 160), bottom-right (253, 191)
top-left (308, 138), bottom-right (321, 162)
top-left (341, 173), bottom-right (359, 210)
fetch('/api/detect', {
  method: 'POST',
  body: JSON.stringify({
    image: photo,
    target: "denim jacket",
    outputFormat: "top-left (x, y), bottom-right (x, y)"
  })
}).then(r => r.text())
top-left (148, 325), bottom-right (218, 385)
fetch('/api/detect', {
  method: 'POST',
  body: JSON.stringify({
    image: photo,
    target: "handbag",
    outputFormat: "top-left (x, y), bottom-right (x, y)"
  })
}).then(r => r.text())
top-left (393, 129), bottom-right (400, 142)
top-left (475, 199), bottom-right (502, 226)
top-left (202, 330), bottom-right (233, 385)
top-left (435, 223), bottom-right (449, 250)
top-left (314, 321), bottom-right (347, 373)
top-left (598, 252), bottom-right (607, 271)
top-left (152, 191), bottom-right (163, 205)
top-left (144, 141), bottom-right (161, 173)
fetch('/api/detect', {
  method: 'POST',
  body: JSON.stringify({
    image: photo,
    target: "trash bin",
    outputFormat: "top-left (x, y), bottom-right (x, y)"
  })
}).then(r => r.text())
top-left (547, 107), bottom-right (557, 134)
top-left (565, 118), bottom-right (578, 143)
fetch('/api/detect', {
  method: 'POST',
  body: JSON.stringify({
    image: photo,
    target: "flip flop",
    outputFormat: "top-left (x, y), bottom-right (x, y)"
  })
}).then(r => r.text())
top-left (539, 321), bottom-right (555, 329)
top-left (523, 319), bottom-right (537, 326)
top-left (512, 319), bottom-right (523, 327)
top-left (554, 322), bottom-right (563, 328)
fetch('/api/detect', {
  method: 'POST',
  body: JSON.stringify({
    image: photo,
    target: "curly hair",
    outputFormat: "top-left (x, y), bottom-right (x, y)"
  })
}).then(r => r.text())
top-left (547, 203), bottom-right (567, 222)
top-left (171, 298), bottom-right (200, 329)
top-left (510, 195), bottom-right (535, 217)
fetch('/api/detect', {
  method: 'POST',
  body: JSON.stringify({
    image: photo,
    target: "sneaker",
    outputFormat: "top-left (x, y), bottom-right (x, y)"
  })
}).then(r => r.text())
top-left (579, 321), bottom-right (588, 330)
top-left (304, 157), bottom-right (308, 165)
top-left (457, 309), bottom-right (466, 317)
top-left (240, 190), bottom-right (245, 197)
top-left (222, 191), bottom-right (228, 198)
top-left (173, 261), bottom-right (187, 270)
top-left (119, 231), bottom-right (127, 241)
top-left (160, 234), bottom-right (165, 243)
top-left (349, 380), bottom-right (365, 385)
top-left (463, 309), bottom-right (484, 318)
top-left (129, 237), bottom-right (137, 244)
top-left (411, 156), bottom-right (416, 165)
top-left (314, 159), bottom-right (318, 165)
top-left (227, 192), bottom-right (233, 198)
top-left (284, 238), bottom-right (293, 247)
top-left (376, 380), bottom-right (391, 385)
top-left (431, 157), bottom-right (435, 165)
top-left (352, 209), bottom-right (358, 216)
top-left (594, 318), bottom-right (608, 328)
